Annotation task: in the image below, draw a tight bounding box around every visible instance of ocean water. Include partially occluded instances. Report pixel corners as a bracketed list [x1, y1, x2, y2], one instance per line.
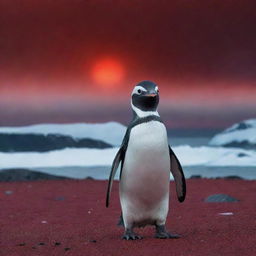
[169, 136, 210, 147]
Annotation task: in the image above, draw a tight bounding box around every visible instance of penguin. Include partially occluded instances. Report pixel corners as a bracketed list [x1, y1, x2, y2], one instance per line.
[106, 80, 186, 240]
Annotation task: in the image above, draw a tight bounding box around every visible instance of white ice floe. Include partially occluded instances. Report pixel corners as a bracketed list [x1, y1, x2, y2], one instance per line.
[0, 122, 126, 146]
[174, 145, 256, 167]
[218, 212, 234, 216]
[0, 148, 118, 169]
[0, 145, 256, 169]
[209, 119, 256, 147]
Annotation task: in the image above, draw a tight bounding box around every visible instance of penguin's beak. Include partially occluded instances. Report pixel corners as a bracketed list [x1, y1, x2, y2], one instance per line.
[145, 92, 157, 97]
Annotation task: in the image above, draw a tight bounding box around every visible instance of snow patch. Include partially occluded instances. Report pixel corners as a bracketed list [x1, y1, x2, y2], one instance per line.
[209, 119, 256, 147]
[0, 145, 256, 169]
[0, 122, 126, 146]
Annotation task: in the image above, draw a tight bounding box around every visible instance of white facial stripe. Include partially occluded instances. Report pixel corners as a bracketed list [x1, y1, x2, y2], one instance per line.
[155, 86, 158, 91]
[131, 86, 147, 96]
[131, 100, 160, 118]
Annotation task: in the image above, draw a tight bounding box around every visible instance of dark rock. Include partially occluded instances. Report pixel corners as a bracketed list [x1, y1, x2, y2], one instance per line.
[55, 242, 61, 246]
[38, 242, 45, 245]
[237, 153, 249, 157]
[205, 194, 239, 202]
[32, 246, 36, 249]
[90, 240, 97, 243]
[225, 122, 253, 133]
[224, 175, 243, 180]
[55, 196, 65, 201]
[0, 133, 112, 152]
[64, 247, 71, 251]
[221, 141, 255, 150]
[85, 176, 94, 180]
[18, 243, 26, 246]
[236, 122, 252, 130]
[190, 175, 202, 179]
[0, 169, 69, 182]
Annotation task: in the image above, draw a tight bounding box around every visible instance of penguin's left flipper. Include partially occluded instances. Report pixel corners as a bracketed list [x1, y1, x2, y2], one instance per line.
[169, 146, 186, 202]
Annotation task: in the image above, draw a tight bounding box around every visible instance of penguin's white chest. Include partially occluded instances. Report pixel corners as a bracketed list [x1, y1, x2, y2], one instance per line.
[120, 121, 170, 223]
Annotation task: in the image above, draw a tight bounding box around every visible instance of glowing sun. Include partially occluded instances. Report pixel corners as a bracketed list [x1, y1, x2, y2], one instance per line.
[91, 58, 125, 88]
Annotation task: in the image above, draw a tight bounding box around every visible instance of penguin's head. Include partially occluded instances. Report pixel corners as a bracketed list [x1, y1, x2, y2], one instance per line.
[131, 81, 159, 114]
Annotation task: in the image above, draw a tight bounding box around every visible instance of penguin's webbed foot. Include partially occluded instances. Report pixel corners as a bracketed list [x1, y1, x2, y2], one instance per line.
[122, 229, 142, 240]
[155, 232, 180, 239]
[155, 225, 180, 239]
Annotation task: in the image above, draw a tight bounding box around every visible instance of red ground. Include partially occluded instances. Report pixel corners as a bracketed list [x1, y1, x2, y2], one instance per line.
[0, 179, 256, 256]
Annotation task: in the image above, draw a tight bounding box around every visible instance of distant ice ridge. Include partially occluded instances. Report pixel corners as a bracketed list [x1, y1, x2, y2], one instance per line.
[209, 119, 256, 148]
[0, 145, 256, 169]
[0, 122, 126, 146]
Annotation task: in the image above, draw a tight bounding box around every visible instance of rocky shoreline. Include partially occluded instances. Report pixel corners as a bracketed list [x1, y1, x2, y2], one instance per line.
[0, 133, 112, 152]
[0, 168, 246, 182]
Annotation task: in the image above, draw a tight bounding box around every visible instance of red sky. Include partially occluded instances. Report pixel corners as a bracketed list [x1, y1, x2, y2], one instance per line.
[0, 0, 256, 128]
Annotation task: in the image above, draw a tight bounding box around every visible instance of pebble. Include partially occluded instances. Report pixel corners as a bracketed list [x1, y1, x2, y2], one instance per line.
[55, 196, 65, 201]
[190, 175, 202, 179]
[204, 194, 239, 202]
[224, 176, 243, 180]
[4, 190, 13, 195]
[64, 247, 71, 251]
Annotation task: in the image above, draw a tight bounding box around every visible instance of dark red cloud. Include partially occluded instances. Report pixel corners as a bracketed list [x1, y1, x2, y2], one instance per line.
[0, 0, 256, 127]
[1, 1, 256, 83]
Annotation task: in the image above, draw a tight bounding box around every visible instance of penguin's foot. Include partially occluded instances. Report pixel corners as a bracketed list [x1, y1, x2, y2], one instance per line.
[122, 229, 142, 240]
[155, 232, 180, 239]
[155, 225, 181, 239]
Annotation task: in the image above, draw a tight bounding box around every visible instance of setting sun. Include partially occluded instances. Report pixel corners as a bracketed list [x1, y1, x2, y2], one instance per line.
[91, 58, 125, 88]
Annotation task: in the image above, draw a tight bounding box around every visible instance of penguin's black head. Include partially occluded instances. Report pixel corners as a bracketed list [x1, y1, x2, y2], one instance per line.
[131, 80, 159, 112]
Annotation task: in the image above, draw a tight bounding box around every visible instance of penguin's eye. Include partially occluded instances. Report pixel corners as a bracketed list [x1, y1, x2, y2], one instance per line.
[137, 89, 142, 94]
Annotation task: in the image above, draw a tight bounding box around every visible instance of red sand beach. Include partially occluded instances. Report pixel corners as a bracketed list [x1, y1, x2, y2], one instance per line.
[1, 179, 256, 256]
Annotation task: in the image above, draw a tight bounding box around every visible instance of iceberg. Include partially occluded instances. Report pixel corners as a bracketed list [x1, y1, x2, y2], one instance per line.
[209, 119, 256, 149]
[0, 122, 126, 152]
[0, 122, 126, 146]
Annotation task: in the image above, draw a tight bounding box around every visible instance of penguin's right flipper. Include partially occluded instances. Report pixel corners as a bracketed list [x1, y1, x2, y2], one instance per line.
[169, 146, 186, 202]
[106, 129, 130, 207]
[106, 147, 124, 207]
